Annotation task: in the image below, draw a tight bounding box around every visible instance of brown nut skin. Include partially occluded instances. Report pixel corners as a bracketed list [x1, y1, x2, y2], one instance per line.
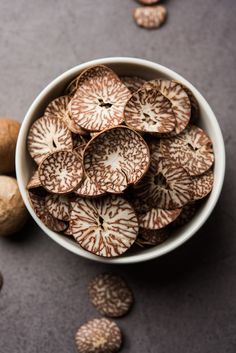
[0, 118, 20, 174]
[0, 176, 28, 236]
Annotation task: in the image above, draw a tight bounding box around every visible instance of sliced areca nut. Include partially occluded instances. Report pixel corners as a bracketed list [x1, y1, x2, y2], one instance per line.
[39, 151, 83, 194]
[160, 125, 214, 176]
[173, 80, 199, 122]
[147, 138, 165, 171]
[75, 318, 122, 353]
[64, 225, 73, 237]
[28, 192, 68, 232]
[70, 65, 131, 131]
[138, 207, 182, 230]
[133, 5, 167, 29]
[134, 158, 193, 209]
[88, 273, 133, 317]
[83, 126, 150, 193]
[172, 203, 197, 227]
[144, 79, 191, 134]
[72, 133, 87, 149]
[27, 116, 73, 164]
[120, 76, 146, 93]
[65, 76, 80, 96]
[27, 169, 41, 189]
[70, 195, 139, 257]
[74, 175, 105, 197]
[192, 169, 214, 200]
[45, 194, 71, 221]
[124, 87, 175, 133]
[136, 228, 169, 247]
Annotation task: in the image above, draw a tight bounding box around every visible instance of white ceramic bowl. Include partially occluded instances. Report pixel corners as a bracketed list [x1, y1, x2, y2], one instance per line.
[16, 57, 225, 264]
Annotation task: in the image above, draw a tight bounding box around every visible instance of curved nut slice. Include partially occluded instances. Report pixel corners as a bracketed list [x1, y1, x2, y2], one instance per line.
[144, 79, 191, 134]
[133, 5, 167, 29]
[45, 194, 71, 221]
[160, 125, 214, 176]
[84, 126, 150, 193]
[74, 175, 105, 198]
[75, 318, 122, 353]
[138, 207, 182, 229]
[136, 228, 169, 247]
[70, 195, 139, 257]
[134, 159, 193, 209]
[121, 76, 146, 93]
[27, 116, 73, 164]
[192, 169, 214, 200]
[28, 192, 67, 232]
[39, 151, 83, 194]
[27, 169, 41, 189]
[70, 65, 131, 131]
[124, 87, 175, 133]
[173, 80, 199, 122]
[88, 274, 133, 317]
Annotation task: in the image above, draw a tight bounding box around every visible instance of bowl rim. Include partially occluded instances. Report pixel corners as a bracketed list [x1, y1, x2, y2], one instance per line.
[15, 56, 226, 264]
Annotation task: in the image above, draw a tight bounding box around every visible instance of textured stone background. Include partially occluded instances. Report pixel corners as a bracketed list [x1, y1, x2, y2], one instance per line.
[0, 1, 236, 352]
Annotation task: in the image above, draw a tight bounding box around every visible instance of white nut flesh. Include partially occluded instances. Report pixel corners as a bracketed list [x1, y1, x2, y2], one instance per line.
[192, 169, 214, 200]
[160, 125, 214, 176]
[83, 126, 150, 193]
[70, 65, 131, 131]
[70, 195, 139, 257]
[124, 87, 175, 133]
[27, 116, 73, 164]
[39, 151, 83, 194]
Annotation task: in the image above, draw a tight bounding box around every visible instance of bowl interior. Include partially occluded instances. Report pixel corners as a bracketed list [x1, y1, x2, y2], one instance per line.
[16, 57, 225, 264]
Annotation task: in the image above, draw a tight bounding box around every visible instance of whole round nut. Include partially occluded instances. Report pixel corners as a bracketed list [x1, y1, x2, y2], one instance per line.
[0, 176, 28, 236]
[0, 118, 20, 174]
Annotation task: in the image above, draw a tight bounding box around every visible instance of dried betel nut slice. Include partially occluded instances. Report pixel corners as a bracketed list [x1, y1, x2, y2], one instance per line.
[70, 65, 131, 131]
[136, 228, 169, 247]
[124, 86, 175, 133]
[74, 175, 105, 198]
[39, 151, 83, 194]
[173, 80, 199, 122]
[160, 125, 214, 176]
[138, 207, 182, 230]
[133, 5, 167, 30]
[88, 273, 133, 317]
[120, 76, 146, 93]
[28, 192, 68, 232]
[27, 116, 73, 164]
[134, 158, 193, 209]
[83, 126, 150, 194]
[27, 169, 41, 189]
[45, 194, 71, 221]
[192, 169, 214, 200]
[75, 318, 122, 353]
[70, 195, 139, 257]
[144, 79, 191, 134]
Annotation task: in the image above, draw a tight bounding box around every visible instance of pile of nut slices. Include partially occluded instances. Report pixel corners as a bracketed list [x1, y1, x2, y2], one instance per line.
[27, 64, 215, 258]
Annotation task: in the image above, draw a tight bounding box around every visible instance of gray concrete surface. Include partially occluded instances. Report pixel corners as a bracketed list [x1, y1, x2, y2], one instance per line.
[0, 0, 236, 352]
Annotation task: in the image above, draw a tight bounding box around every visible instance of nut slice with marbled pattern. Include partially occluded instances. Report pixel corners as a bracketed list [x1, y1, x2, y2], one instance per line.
[28, 192, 68, 232]
[74, 175, 105, 198]
[39, 151, 83, 194]
[144, 79, 191, 134]
[83, 126, 150, 193]
[124, 86, 175, 133]
[192, 169, 214, 200]
[75, 318, 122, 353]
[160, 125, 214, 176]
[70, 195, 139, 257]
[45, 194, 71, 221]
[27, 116, 73, 165]
[88, 273, 133, 317]
[133, 5, 167, 29]
[134, 158, 193, 209]
[136, 228, 170, 247]
[70, 65, 131, 132]
[27, 169, 41, 190]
